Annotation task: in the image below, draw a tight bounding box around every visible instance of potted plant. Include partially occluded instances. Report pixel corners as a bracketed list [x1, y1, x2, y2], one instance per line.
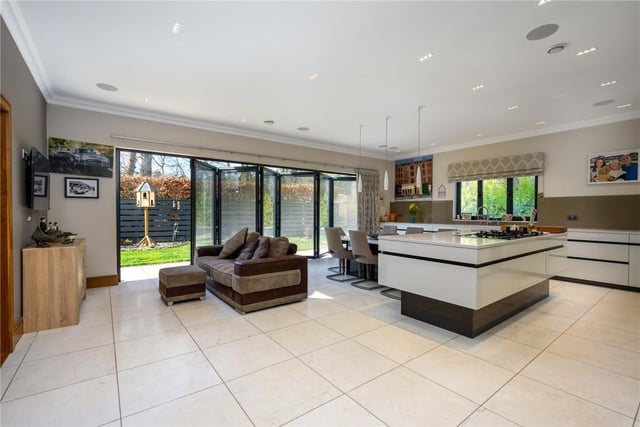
[408, 203, 418, 223]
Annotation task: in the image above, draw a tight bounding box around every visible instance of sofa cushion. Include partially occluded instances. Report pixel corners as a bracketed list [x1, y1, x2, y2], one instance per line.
[252, 236, 270, 259]
[246, 231, 260, 245]
[219, 227, 248, 259]
[212, 262, 235, 287]
[268, 237, 290, 257]
[233, 269, 301, 294]
[236, 238, 258, 260]
[197, 256, 232, 278]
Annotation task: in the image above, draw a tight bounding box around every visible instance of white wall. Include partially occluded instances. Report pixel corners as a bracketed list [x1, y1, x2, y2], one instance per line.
[427, 119, 640, 201]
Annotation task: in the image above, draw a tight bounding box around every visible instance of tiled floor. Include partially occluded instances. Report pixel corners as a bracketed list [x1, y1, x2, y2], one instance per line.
[1, 258, 639, 426]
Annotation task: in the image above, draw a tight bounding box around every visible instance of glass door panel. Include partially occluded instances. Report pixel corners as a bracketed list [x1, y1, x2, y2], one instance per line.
[333, 179, 357, 232]
[319, 176, 331, 254]
[263, 168, 277, 237]
[193, 160, 216, 249]
[281, 174, 314, 256]
[220, 168, 257, 240]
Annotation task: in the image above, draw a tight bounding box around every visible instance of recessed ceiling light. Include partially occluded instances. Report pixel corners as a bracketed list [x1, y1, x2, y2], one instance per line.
[537, 0, 552, 5]
[547, 43, 567, 54]
[593, 99, 614, 106]
[297, 127, 310, 131]
[241, 118, 247, 123]
[536, 121, 546, 125]
[143, 97, 150, 103]
[475, 133, 484, 137]
[378, 144, 387, 149]
[264, 120, 275, 125]
[507, 105, 520, 110]
[616, 103, 631, 109]
[418, 53, 434, 62]
[430, 143, 437, 147]
[577, 47, 597, 56]
[600, 80, 617, 87]
[526, 23, 559, 41]
[309, 73, 319, 80]
[96, 82, 118, 92]
[389, 146, 399, 151]
[393, 148, 401, 153]
[171, 22, 182, 34]
[472, 84, 485, 91]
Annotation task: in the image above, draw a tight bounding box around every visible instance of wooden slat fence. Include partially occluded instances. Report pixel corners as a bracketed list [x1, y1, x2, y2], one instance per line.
[120, 199, 191, 244]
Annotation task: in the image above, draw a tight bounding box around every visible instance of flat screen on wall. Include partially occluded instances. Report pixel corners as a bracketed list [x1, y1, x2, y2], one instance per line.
[26, 147, 50, 211]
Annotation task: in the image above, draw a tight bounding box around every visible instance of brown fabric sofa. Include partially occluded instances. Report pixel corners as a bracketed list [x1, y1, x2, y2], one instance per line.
[195, 240, 308, 313]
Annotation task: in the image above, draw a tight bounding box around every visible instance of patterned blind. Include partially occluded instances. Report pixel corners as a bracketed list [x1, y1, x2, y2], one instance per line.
[447, 152, 544, 182]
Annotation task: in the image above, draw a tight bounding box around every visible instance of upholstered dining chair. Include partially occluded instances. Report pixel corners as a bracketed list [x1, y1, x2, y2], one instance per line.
[348, 229, 383, 290]
[325, 227, 357, 282]
[405, 227, 424, 234]
[380, 225, 398, 236]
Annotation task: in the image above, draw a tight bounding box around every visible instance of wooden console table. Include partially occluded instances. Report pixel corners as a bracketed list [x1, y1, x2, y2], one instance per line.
[22, 238, 86, 332]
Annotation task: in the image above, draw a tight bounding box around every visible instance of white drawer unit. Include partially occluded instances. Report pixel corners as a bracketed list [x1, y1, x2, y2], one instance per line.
[554, 229, 638, 290]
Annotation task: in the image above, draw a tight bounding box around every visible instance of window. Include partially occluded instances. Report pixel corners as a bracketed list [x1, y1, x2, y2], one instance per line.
[456, 176, 537, 220]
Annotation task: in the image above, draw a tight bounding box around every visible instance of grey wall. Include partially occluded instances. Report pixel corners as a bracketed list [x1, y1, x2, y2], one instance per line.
[1, 19, 48, 322]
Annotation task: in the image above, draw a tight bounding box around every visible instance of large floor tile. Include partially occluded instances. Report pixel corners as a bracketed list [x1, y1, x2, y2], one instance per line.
[315, 310, 386, 338]
[2, 335, 35, 368]
[485, 375, 633, 426]
[459, 407, 519, 426]
[245, 305, 311, 332]
[25, 323, 113, 361]
[354, 324, 439, 364]
[527, 295, 591, 319]
[301, 340, 397, 392]
[4, 344, 115, 401]
[488, 319, 561, 349]
[118, 351, 221, 417]
[268, 320, 346, 356]
[512, 308, 576, 333]
[406, 346, 514, 404]
[446, 333, 541, 372]
[284, 395, 384, 426]
[109, 279, 157, 296]
[187, 316, 262, 349]
[289, 298, 350, 319]
[393, 317, 459, 344]
[521, 352, 640, 418]
[172, 302, 238, 327]
[547, 334, 640, 379]
[1, 364, 19, 398]
[227, 358, 341, 426]
[203, 334, 293, 381]
[111, 299, 172, 323]
[110, 288, 160, 310]
[349, 366, 478, 426]
[115, 327, 198, 371]
[113, 311, 183, 343]
[566, 318, 640, 353]
[121, 384, 252, 426]
[0, 374, 120, 427]
[330, 290, 382, 309]
[356, 300, 406, 323]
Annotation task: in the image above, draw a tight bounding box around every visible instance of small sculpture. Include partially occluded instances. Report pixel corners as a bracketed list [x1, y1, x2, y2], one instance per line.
[31, 226, 77, 247]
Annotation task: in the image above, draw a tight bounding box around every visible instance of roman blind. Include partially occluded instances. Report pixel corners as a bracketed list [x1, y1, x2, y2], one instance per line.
[447, 152, 544, 182]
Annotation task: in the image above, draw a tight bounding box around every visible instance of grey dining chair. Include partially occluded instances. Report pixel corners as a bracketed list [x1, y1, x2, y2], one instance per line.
[380, 225, 398, 236]
[325, 227, 357, 282]
[405, 227, 424, 234]
[348, 230, 383, 290]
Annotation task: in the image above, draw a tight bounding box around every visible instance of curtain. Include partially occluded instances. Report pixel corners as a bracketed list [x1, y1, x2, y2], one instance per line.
[357, 169, 379, 234]
[447, 152, 544, 182]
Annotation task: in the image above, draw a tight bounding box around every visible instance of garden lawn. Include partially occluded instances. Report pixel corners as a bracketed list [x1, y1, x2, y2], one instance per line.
[120, 242, 191, 267]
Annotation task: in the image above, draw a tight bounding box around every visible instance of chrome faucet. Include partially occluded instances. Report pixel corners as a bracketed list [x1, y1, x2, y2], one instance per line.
[477, 206, 490, 226]
[529, 208, 538, 227]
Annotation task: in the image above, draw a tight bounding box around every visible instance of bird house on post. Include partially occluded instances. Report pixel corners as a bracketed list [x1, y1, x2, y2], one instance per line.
[134, 181, 157, 247]
[135, 181, 156, 208]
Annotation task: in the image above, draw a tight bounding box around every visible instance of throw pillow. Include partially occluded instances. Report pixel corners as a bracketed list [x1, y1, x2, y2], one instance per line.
[236, 238, 259, 260]
[268, 237, 290, 257]
[219, 227, 248, 259]
[245, 231, 260, 246]
[252, 236, 270, 259]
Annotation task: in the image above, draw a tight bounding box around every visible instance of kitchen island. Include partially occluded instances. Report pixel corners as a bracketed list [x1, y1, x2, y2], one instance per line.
[378, 230, 566, 337]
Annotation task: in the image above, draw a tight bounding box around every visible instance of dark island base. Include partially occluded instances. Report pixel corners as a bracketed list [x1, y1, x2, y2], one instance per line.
[401, 280, 549, 338]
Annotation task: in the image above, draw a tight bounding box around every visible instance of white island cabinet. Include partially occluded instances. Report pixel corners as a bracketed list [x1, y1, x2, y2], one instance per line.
[378, 231, 566, 337]
[630, 233, 640, 287]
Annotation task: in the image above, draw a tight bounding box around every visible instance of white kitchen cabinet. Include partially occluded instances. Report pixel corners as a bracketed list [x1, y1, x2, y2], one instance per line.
[629, 234, 640, 288]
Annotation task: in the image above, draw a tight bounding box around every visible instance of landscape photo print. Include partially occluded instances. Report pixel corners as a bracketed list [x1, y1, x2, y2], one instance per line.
[49, 137, 114, 178]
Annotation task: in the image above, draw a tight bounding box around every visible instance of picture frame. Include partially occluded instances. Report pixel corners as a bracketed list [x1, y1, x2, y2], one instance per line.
[64, 177, 99, 199]
[33, 174, 47, 197]
[394, 154, 433, 200]
[588, 149, 639, 184]
[49, 137, 114, 178]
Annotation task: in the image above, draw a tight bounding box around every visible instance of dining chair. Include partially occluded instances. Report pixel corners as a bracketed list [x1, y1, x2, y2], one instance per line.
[348, 230, 383, 290]
[380, 225, 398, 236]
[405, 227, 424, 234]
[325, 227, 357, 282]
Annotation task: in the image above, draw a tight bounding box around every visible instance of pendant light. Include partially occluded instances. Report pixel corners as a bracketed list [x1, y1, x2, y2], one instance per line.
[383, 116, 391, 191]
[415, 106, 423, 189]
[357, 125, 364, 192]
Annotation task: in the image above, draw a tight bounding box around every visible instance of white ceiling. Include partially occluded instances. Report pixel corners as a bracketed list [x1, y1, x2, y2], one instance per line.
[3, 1, 639, 159]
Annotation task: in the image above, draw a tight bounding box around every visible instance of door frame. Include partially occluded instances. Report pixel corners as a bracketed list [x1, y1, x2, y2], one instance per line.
[1, 94, 15, 364]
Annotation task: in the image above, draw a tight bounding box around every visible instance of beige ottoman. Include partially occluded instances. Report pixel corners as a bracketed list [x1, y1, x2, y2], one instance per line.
[159, 265, 206, 306]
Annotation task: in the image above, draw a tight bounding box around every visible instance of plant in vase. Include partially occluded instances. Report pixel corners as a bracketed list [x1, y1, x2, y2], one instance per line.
[408, 203, 418, 223]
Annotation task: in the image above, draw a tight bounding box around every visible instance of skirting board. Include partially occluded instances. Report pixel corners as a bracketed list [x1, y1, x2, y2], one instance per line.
[401, 280, 549, 338]
[87, 275, 119, 288]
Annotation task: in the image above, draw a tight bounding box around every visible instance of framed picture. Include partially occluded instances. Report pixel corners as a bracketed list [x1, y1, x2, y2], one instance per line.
[65, 177, 99, 199]
[49, 137, 114, 178]
[588, 149, 639, 184]
[394, 154, 434, 200]
[33, 175, 47, 197]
